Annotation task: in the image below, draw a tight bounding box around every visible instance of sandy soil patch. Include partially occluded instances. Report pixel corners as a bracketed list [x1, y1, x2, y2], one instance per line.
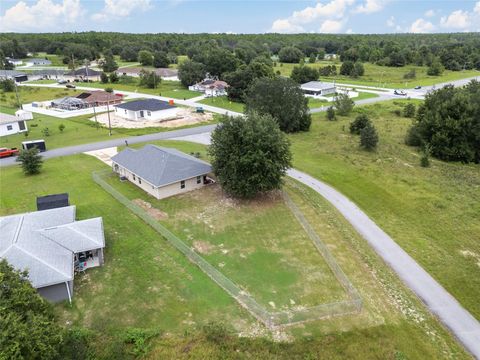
[193, 240, 215, 254]
[89, 108, 212, 129]
[132, 199, 168, 220]
[84, 147, 118, 166]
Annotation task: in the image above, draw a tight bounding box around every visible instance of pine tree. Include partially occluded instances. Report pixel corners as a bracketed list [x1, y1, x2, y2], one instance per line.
[360, 123, 379, 150]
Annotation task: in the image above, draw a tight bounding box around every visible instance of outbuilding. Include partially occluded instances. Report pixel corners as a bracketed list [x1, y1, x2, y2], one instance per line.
[0, 110, 32, 136]
[111, 145, 212, 200]
[114, 99, 178, 122]
[300, 81, 336, 97]
[25, 58, 52, 66]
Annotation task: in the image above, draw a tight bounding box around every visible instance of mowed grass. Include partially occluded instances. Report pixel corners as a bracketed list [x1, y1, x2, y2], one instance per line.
[289, 99, 480, 320]
[198, 96, 245, 113]
[1, 86, 80, 111]
[0, 142, 469, 359]
[274, 61, 479, 88]
[81, 79, 201, 99]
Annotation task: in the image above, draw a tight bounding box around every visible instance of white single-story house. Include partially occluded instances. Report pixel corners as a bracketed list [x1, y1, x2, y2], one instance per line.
[0, 110, 33, 136]
[324, 53, 338, 60]
[114, 99, 178, 121]
[25, 58, 52, 66]
[0, 206, 105, 303]
[300, 81, 337, 97]
[111, 145, 213, 200]
[189, 79, 229, 97]
[116, 67, 179, 81]
[6, 57, 23, 66]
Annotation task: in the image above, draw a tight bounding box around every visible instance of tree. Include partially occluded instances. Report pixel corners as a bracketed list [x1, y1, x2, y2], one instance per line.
[0, 260, 63, 359]
[58, 123, 65, 133]
[319, 65, 337, 76]
[290, 66, 319, 84]
[427, 59, 444, 76]
[16, 147, 43, 175]
[120, 47, 138, 62]
[406, 81, 480, 163]
[138, 50, 153, 66]
[360, 123, 379, 150]
[349, 114, 371, 134]
[178, 60, 206, 87]
[109, 72, 119, 83]
[0, 79, 15, 92]
[334, 93, 355, 116]
[139, 69, 161, 89]
[278, 46, 304, 63]
[245, 77, 311, 133]
[208, 113, 292, 199]
[100, 72, 109, 83]
[353, 62, 365, 77]
[101, 52, 118, 72]
[309, 53, 316, 64]
[153, 51, 169, 68]
[340, 60, 355, 76]
[326, 106, 336, 121]
[403, 103, 416, 118]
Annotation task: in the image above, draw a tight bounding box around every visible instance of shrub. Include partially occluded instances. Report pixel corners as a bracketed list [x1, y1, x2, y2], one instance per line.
[41, 127, 50, 136]
[202, 322, 231, 345]
[360, 123, 379, 150]
[403, 69, 416, 79]
[404, 124, 422, 146]
[105, 87, 113, 93]
[16, 147, 43, 175]
[123, 328, 159, 358]
[58, 124, 65, 133]
[326, 106, 336, 121]
[350, 114, 371, 134]
[334, 93, 355, 116]
[393, 109, 402, 116]
[403, 103, 416, 118]
[109, 72, 119, 83]
[100, 72, 109, 83]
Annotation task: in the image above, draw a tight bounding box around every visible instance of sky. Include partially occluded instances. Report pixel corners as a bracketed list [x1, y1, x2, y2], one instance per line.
[0, 0, 479, 34]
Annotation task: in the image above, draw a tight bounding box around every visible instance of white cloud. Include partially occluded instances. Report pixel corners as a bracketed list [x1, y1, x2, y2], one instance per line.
[440, 10, 470, 29]
[386, 16, 395, 27]
[475, 1, 480, 14]
[424, 9, 435, 18]
[92, 0, 151, 22]
[354, 0, 385, 14]
[0, 0, 83, 32]
[409, 18, 435, 33]
[269, 0, 354, 33]
[319, 19, 344, 33]
[346, 28, 354, 34]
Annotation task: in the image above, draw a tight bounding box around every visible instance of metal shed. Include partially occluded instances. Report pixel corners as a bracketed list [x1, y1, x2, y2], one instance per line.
[37, 193, 70, 211]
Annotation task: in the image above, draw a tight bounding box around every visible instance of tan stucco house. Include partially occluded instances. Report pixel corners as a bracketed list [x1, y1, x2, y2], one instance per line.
[111, 145, 212, 199]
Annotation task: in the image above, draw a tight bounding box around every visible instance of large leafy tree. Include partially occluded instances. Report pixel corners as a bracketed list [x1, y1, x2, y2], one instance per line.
[139, 69, 161, 89]
[138, 50, 153, 66]
[407, 81, 480, 163]
[153, 51, 169, 68]
[0, 260, 63, 359]
[245, 77, 311, 133]
[224, 59, 274, 101]
[16, 147, 43, 175]
[208, 113, 292, 199]
[178, 60, 206, 87]
[290, 65, 319, 84]
[101, 51, 118, 73]
[278, 46, 304, 63]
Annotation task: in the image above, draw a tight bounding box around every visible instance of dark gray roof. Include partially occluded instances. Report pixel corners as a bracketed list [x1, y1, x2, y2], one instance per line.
[67, 67, 101, 76]
[111, 145, 211, 187]
[0, 70, 26, 78]
[114, 99, 175, 112]
[0, 206, 105, 288]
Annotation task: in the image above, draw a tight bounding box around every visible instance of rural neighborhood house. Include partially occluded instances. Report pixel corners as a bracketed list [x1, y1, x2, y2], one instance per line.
[189, 79, 229, 97]
[114, 98, 178, 121]
[0, 110, 32, 136]
[111, 145, 212, 199]
[0, 206, 105, 303]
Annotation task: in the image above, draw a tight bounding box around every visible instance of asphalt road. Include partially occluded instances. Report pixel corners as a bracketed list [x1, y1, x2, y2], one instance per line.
[287, 168, 480, 359]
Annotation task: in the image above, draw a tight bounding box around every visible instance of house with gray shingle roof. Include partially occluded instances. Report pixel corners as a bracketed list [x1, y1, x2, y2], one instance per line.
[0, 206, 105, 303]
[111, 145, 212, 199]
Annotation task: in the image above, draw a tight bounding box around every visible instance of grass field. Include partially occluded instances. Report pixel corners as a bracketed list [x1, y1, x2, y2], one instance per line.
[1, 86, 80, 111]
[0, 141, 469, 358]
[274, 61, 479, 89]
[25, 79, 58, 84]
[289, 100, 480, 321]
[198, 96, 245, 113]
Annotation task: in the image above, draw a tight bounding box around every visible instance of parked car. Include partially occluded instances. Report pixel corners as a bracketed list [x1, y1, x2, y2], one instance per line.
[66, 84, 76, 89]
[0, 147, 19, 158]
[394, 90, 407, 96]
[57, 79, 67, 84]
[414, 86, 422, 90]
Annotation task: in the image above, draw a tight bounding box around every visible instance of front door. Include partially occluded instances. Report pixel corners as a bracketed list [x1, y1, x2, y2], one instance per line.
[139, 110, 144, 118]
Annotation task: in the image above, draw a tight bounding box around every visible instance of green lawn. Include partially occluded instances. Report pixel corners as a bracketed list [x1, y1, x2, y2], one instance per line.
[274, 61, 479, 89]
[307, 97, 328, 109]
[1, 86, 80, 110]
[25, 79, 58, 84]
[198, 96, 245, 113]
[289, 100, 480, 321]
[79, 79, 201, 99]
[27, 52, 65, 67]
[0, 144, 469, 359]
[353, 91, 380, 101]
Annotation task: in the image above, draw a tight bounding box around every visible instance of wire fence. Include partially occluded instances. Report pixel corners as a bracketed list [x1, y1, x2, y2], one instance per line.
[92, 169, 362, 329]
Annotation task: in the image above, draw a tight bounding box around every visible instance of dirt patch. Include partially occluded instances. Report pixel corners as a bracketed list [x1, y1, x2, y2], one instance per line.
[89, 107, 212, 129]
[193, 240, 215, 254]
[460, 249, 480, 268]
[132, 199, 168, 220]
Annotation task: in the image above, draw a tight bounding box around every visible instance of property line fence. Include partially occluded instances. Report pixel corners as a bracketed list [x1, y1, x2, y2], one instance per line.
[92, 169, 362, 329]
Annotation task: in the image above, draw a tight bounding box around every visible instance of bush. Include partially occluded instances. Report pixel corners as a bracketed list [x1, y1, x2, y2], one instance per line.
[109, 72, 119, 83]
[123, 328, 159, 358]
[334, 93, 354, 116]
[202, 322, 231, 345]
[360, 123, 379, 150]
[403, 103, 416, 118]
[58, 124, 65, 133]
[404, 124, 422, 146]
[326, 106, 336, 121]
[105, 87, 113, 93]
[349, 114, 371, 134]
[100, 72, 109, 84]
[403, 69, 416, 79]
[393, 109, 402, 116]
[59, 328, 94, 360]
[0, 79, 15, 92]
[16, 147, 43, 175]
[41, 127, 50, 136]
[420, 150, 430, 167]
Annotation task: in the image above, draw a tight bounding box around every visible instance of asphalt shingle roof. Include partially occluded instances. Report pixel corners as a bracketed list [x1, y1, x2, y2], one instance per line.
[111, 145, 212, 187]
[114, 99, 175, 112]
[0, 206, 105, 288]
[300, 81, 336, 91]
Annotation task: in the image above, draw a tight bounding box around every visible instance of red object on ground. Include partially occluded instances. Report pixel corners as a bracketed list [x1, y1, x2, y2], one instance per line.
[0, 148, 20, 158]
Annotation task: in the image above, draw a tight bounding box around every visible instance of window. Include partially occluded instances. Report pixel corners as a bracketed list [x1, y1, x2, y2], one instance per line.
[6, 125, 13, 131]
[197, 176, 201, 184]
[180, 180, 185, 189]
[133, 174, 136, 180]
[138, 178, 142, 184]
[147, 111, 151, 116]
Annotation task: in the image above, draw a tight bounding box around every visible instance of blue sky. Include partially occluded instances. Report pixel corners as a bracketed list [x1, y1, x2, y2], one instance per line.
[1, 0, 479, 34]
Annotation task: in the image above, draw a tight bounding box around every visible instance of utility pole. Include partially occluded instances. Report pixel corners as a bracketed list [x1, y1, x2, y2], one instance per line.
[14, 80, 22, 110]
[93, 101, 98, 129]
[106, 99, 112, 136]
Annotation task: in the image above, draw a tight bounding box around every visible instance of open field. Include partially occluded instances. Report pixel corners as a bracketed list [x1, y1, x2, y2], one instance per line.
[0, 142, 469, 358]
[78, 79, 201, 99]
[25, 79, 58, 84]
[198, 96, 245, 113]
[289, 100, 480, 320]
[274, 61, 479, 88]
[1, 86, 80, 111]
